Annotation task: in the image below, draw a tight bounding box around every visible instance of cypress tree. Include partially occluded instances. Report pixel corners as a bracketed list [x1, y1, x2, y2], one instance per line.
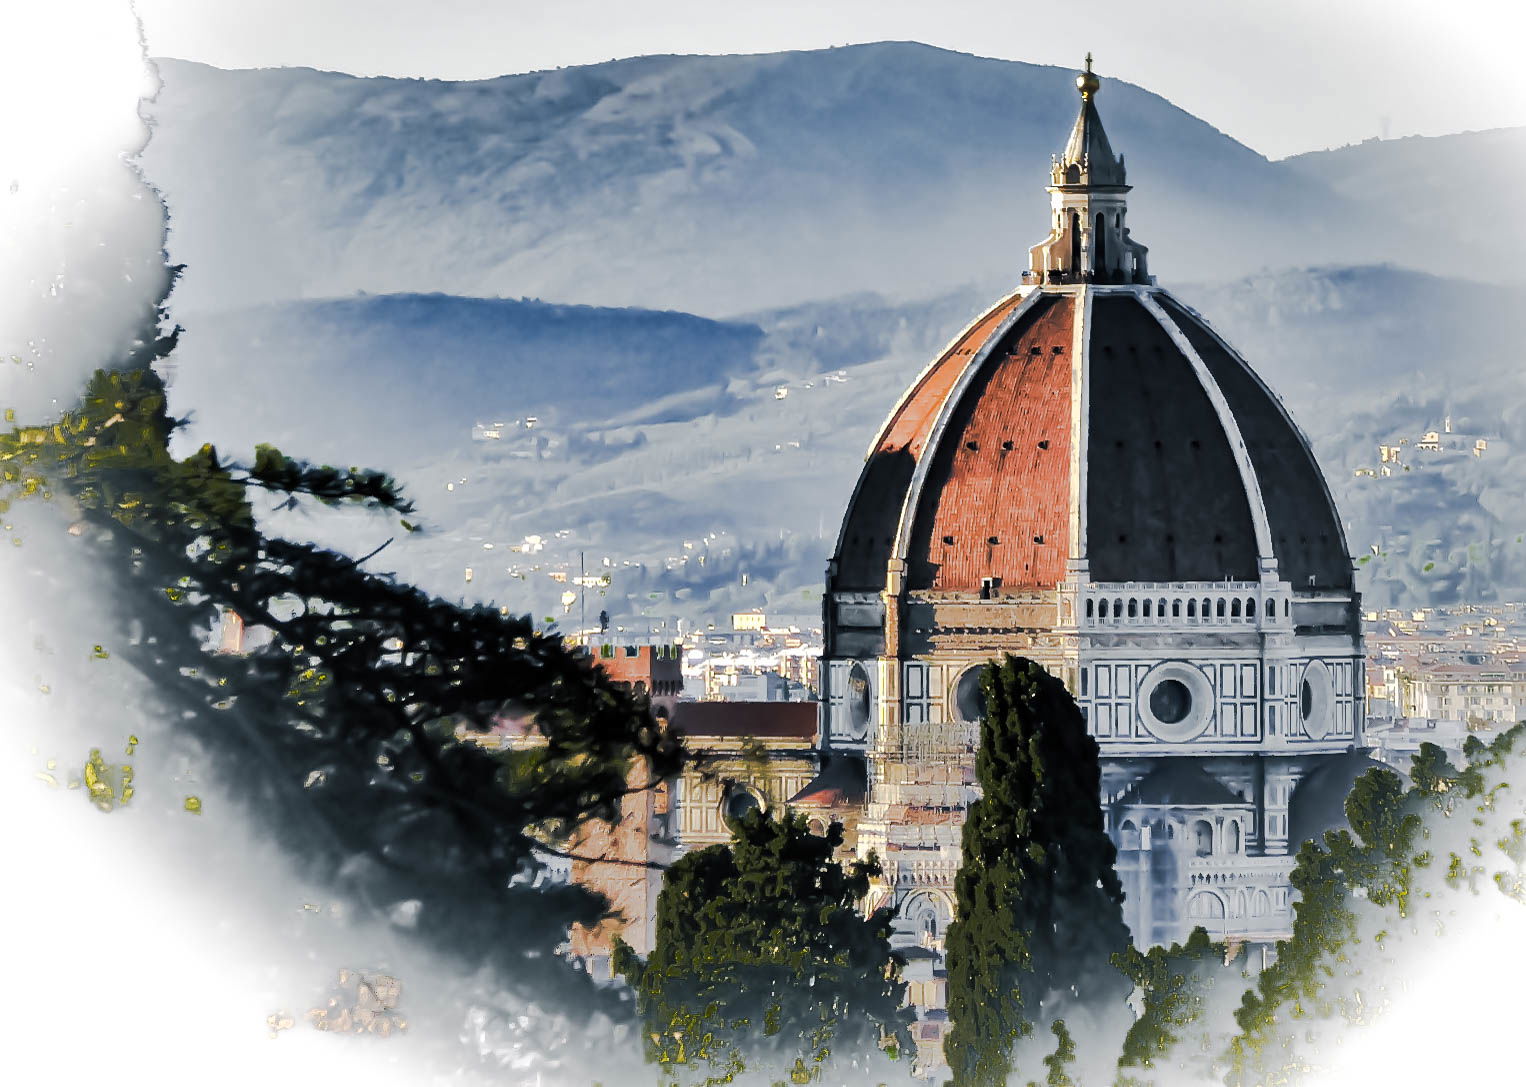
[616, 810, 913, 1086]
[942, 655, 1132, 1086]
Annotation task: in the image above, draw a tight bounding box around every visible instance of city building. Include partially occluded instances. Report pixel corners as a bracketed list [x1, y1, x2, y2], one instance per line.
[668, 701, 819, 850]
[811, 59, 1373, 996]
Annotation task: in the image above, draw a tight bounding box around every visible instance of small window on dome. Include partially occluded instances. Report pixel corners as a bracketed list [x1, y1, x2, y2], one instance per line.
[965, 440, 979, 451]
[942, 535, 955, 545]
[987, 536, 1000, 546]
[1037, 439, 1050, 449]
[1001, 440, 1014, 451]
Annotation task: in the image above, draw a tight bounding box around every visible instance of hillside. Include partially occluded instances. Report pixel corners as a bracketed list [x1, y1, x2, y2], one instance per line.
[1282, 128, 1526, 284]
[165, 267, 1526, 628]
[167, 293, 764, 468]
[142, 43, 1407, 318]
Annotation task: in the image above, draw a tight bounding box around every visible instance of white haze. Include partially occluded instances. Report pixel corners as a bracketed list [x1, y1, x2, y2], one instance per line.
[8, 1, 1526, 1083]
[1, 5, 585, 1084]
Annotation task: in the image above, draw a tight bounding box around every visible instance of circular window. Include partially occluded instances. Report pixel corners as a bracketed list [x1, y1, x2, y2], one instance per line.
[723, 787, 762, 823]
[1135, 662, 1214, 743]
[1149, 679, 1191, 724]
[1300, 660, 1334, 740]
[846, 662, 871, 740]
[954, 667, 987, 724]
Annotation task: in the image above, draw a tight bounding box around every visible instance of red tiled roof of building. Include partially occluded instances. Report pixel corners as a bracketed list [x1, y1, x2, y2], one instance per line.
[907, 294, 1074, 591]
[672, 700, 818, 740]
[884, 804, 965, 826]
[876, 290, 1028, 461]
[789, 756, 867, 808]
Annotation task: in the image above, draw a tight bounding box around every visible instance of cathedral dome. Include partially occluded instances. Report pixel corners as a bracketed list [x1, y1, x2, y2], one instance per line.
[830, 284, 1353, 598]
[829, 61, 1352, 611]
[818, 60, 1367, 957]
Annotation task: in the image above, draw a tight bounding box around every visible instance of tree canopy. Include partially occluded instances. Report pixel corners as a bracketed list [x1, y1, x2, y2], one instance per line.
[1226, 723, 1526, 1084]
[0, 302, 682, 1078]
[942, 655, 1133, 1087]
[615, 810, 913, 1085]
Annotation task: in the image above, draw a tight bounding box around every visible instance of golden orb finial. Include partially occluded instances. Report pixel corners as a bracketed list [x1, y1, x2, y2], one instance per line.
[1077, 52, 1100, 99]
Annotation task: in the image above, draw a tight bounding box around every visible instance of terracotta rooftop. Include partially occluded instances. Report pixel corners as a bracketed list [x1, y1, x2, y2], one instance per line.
[671, 700, 818, 741]
[788, 756, 867, 807]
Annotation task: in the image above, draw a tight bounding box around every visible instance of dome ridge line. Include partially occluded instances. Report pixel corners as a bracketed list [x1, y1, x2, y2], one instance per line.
[1070, 285, 1093, 579]
[827, 288, 1031, 575]
[1152, 293, 1358, 584]
[1135, 290, 1278, 578]
[887, 288, 1053, 581]
[859, 288, 1027, 465]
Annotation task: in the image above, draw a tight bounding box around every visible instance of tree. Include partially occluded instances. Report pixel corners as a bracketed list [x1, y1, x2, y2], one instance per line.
[1112, 927, 1244, 1086]
[942, 655, 1132, 1087]
[0, 304, 682, 1078]
[614, 810, 913, 1085]
[1226, 723, 1526, 1085]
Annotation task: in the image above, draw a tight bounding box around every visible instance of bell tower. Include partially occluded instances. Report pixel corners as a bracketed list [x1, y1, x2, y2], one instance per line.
[1027, 55, 1151, 285]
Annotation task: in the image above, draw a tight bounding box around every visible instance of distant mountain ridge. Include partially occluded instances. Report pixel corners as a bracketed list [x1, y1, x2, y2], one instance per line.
[168, 293, 765, 467]
[144, 42, 1433, 317]
[1282, 128, 1526, 282]
[165, 266, 1526, 624]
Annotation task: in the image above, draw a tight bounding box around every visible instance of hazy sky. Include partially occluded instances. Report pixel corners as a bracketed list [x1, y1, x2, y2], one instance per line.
[132, 0, 1526, 160]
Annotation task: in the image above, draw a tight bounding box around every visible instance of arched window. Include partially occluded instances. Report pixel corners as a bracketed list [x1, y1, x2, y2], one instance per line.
[1193, 820, 1213, 856]
[1172, 598, 1182, 618]
[1119, 820, 1141, 850]
[1230, 598, 1242, 618]
[1201, 597, 1211, 618]
[1267, 599, 1277, 618]
[1097, 598, 1109, 619]
[1158, 597, 1168, 618]
[1114, 598, 1124, 619]
[1142, 598, 1152, 618]
[1095, 211, 1108, 272]
[1189, 892, 1227, 920]
[1070, 211, 1081, 270]
[1215, 598, 1227, 619]
[1247, 598, 1257, 618]
[1086, 598, 1095, 619]
[1127, 598, 1138, 618]
[1228, 820, 1243, 853]
[1186, 598, 1197, 618]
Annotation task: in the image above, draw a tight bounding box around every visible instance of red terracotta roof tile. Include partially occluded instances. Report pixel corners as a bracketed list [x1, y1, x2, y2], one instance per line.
[908, 294, 1074, 591]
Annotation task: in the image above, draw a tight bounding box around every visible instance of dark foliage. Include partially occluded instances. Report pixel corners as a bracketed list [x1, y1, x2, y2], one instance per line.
[1226, 723, 1526, 1084]
[1113, 927, 1242, 1085]
[615, 810, 913, 1085]
[942, 655, 1132, 1086]
[0, 306, 682, 1073]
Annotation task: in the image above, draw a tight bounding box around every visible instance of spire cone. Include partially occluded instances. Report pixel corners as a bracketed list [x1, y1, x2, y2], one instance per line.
[1026, 56, 1150, 285]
